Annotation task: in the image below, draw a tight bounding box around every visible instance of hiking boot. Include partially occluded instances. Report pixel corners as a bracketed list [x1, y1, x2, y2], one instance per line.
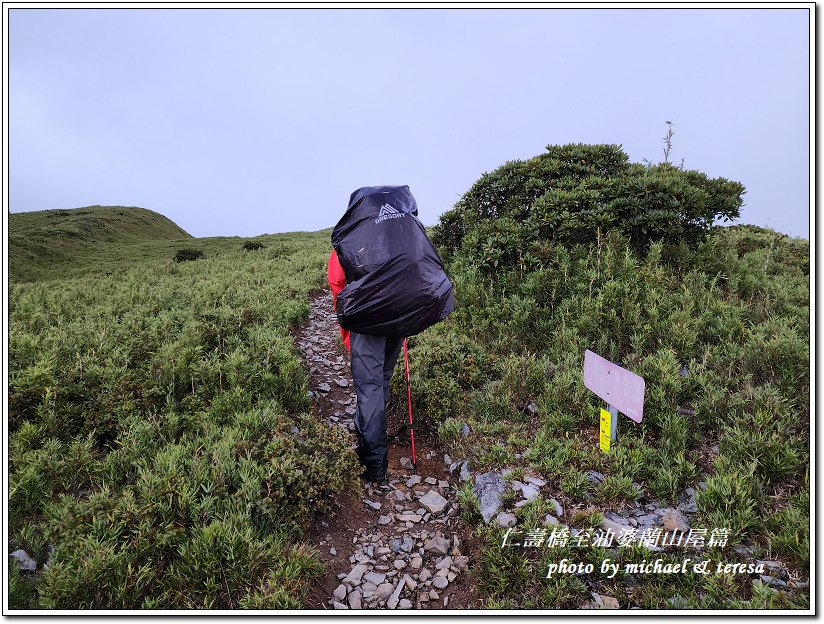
[360, 468, 387, 484]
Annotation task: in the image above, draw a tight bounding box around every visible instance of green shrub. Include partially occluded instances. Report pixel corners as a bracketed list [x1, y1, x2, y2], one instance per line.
[474, 524, 536, 603]
[456, 479, 481, 524]
[437, 417, 463, 442]
[765, 484, 809, 570]
[719, 411, 802, 484]
[594, 474, 640, 504]
[645, 451, 698, 503]
[696, 460, 762, 544]
[560, 471, 591, 498]
[8, 562, 38, 609]
[175, 248, 204, 262]
[432, 143, 744, 258]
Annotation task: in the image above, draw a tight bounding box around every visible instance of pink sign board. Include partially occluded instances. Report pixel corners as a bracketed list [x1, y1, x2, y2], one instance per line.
[583, 350, 645, 423]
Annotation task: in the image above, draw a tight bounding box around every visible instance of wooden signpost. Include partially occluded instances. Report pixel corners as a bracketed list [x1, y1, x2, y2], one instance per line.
[583, 349, 646, 452]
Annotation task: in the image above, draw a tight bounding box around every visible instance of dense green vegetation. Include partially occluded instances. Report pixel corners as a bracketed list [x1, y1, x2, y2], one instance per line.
[8, 145, 809, 610]
[403, 144, 810, 608]
[433, 143, 745, 260]
[8, 216, 357, 608]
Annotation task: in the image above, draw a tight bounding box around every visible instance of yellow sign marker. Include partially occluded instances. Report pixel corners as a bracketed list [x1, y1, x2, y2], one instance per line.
[599, 408, 611, 453]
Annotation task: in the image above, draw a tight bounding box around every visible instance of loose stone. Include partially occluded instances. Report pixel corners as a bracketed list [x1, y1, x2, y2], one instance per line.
[386, 577, 406, 609]
[424, 536, 451, 555]
[661, 509, 690, 532]
[343, 564, 369, 585]
[435, 556, 453, 570]
[364, 571, 386, 586]
[453, 556, 470, 572]
[419, 490, 449, 516]
[333, 584, 347, 601]
[597, 595, 620, 609]
[497, 512, 517, 528]
[474, 471, 505, 523]
[586, 470, 605, 484]
[375, 583, 394, 600]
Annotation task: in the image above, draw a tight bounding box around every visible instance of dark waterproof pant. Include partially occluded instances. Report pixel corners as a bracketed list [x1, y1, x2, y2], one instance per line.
[350, 332, 404, 480]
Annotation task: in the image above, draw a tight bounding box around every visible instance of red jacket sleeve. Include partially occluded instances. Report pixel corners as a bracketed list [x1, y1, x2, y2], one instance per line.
[327, 250, 350, 351]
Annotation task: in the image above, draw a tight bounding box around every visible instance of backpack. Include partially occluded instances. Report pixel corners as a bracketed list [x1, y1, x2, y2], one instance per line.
[331, 185, 454, 337]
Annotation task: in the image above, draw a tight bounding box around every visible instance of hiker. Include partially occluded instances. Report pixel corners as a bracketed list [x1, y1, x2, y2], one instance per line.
[328, 249, 403, 482]
[329, 185, 454, 483]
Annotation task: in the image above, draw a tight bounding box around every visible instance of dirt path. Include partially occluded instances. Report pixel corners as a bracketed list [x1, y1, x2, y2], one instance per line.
[296, 290, 478, 610]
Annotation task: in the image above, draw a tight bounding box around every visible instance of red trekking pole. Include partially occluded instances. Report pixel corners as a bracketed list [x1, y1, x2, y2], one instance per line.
[403, 338, 417, 474]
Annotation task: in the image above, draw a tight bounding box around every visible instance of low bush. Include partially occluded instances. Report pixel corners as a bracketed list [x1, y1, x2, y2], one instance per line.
[175, 248, 204, 262]
[432, 143, 744, 260]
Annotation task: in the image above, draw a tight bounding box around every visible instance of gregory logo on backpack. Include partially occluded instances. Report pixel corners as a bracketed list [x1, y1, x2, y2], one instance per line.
[375, 203, 405, 224]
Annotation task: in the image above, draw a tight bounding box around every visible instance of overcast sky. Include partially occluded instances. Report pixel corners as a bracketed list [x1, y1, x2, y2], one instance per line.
[9, 7, 811, 238]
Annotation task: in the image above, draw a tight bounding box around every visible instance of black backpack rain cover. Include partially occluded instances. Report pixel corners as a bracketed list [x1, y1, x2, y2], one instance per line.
[331, 185, 454, 337]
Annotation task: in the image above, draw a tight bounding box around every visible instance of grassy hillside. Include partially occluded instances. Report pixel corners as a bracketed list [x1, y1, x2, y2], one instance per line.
[406, 225, 809, 608]
[10, 206, 192, 282]
[8, 219, 357, 608]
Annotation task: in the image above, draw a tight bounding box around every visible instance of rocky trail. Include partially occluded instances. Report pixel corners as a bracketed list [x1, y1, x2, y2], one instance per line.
[296, 290, 477, 610]
[293, 291, 802, 610]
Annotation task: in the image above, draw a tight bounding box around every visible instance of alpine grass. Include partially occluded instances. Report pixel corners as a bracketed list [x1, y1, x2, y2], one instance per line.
[405, 144, 809, 609]
[9, 219, 358, 609]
